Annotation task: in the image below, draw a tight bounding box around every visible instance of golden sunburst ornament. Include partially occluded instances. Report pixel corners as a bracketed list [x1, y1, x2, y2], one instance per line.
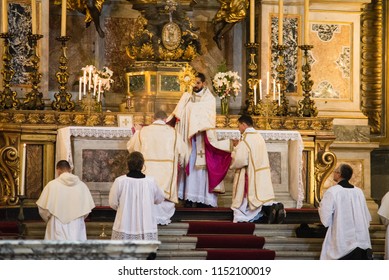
[178, 64, 196, 92]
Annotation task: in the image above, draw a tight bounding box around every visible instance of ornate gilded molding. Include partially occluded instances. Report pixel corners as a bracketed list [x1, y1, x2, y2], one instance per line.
[361, 0, 383, 135]
[0, 133, 20, 206]
[314, 138, 337, 206]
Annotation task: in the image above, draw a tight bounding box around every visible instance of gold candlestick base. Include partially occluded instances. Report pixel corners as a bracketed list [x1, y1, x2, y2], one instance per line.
[51, 36, 75, 111]
[274, 44, 289, 116]
[0, 33, 20, 110]
[298, 45, 318, 117]
[23, 34, 44, 110]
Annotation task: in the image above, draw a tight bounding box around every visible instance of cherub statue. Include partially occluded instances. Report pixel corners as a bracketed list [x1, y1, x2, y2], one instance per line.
[56, 0, 106, 38]
[212, 0, 249, 50]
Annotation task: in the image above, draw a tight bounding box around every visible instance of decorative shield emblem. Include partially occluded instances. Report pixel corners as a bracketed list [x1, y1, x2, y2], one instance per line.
[161, 22, 182, 50]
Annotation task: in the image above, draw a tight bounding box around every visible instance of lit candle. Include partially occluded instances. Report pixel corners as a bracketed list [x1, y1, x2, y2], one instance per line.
[31, 0, 36, 34]
[253, 84, 257, 105]
[304, 0, 310, 45]
[266, 71, 270, 96]
[97, 79, 102, 102]
[20, 143, 26, 196]
[249, 0, 255, 43]
[277, 83, 281, 106]
[88, 66, 92, 90]
[2, 0, 8, 33]
[79, 77, 82, 100]
[278, 0, 283, 45]
[83, 77, 87, 96]
[273, 79, 276, 100]
[61, 0, 66, 36]
[259, 79, 263, 100]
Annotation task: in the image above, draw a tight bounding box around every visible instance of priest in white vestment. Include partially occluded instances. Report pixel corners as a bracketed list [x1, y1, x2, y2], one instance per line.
[127, 111, 187, 225]
[319, 164, 372, 260]
[378, 191, 389, 260]
[36, 160, 95, 241]
[167, 72, 231, 207]
[229, 115, 281, 223]
[109, 151, 165, 240]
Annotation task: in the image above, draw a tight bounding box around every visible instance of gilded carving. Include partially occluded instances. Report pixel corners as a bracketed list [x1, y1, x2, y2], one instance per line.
[13, 113, 26, 124]
[361, 0, 383, 135]
[216, 115, 227, 128]
[58, 114, 72, 125]
[0, 113, 10, 123]
[74, 115, 87, 125]
[27, 113, 41, 124]
[104, 115, 116, 126]
[86, 114, 101, 126]
[43, 114, 56, 124]
[228, 117, 239, 128]
[284, 119, 295, 130]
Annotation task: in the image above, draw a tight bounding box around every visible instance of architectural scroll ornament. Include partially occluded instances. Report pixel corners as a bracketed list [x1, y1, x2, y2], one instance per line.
[314, 140, 337, 206]
[0, 142, 20, 206]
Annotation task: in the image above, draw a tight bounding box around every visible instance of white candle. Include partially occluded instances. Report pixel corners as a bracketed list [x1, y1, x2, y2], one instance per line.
[253, 84, 257, 105]
[83, 77, 87, 96]
[97, 79, 102, 102]
[277, 83, 281, 106]
[88, 66, 92, 90]
[2, 0, 8, 33]
[273, 79, 276, 100]
[278, 0, 283, 45]
[259, 79, 263, 100]
[79, 77, 82, 100]
[266, 71, 270, 96]
[93, 74, 98, 96]
[20, 143, 26, 196]
[31, 0, 37, 34]
[304, 0, 310, 45]
[249, 0, 255, 43]
[61, 0, 66, 36]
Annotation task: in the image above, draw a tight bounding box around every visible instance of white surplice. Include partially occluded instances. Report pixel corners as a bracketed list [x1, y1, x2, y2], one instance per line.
[230, 127, 275, 222]
[378, 191, 389, 260]
[36, 172, 95, 241]
[127, 120, 187, 224]
[169, 87, 219, 206]
[109, 175, 164, 240]
[319, 184, 372, 260]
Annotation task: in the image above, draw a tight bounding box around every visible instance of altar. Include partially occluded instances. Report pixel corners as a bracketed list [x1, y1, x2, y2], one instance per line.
[56, 126, 304, 208]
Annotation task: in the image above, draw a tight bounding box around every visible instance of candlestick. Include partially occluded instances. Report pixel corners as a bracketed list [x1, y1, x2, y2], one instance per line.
[259, 79, 262, 100]
[304, 0, 310, 45]
[31, 0, 37, 34]
[2, 0, 8, 33]
[97, 79, 102, 102]
[20, 144, 26, 196]
[278, 0, 283, 45]
[253, 84, 257, 105]
[88, 66, 92, 90]
[249, 0, 255, 43]
[61, 0, 66, 36]
[277, 83, 281, 106]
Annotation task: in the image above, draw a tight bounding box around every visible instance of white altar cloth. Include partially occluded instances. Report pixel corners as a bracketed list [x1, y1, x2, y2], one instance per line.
[56, 127, 304, 208]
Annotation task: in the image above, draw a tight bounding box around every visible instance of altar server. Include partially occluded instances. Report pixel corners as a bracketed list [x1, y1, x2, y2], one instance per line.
[36, 160, 95, 241]
[378, 191, 389, 260]
[109, 152, 164, 240]
[127, 110, 187, 225]
[319, 164, 372, 260]
[229, 115, 284, 223]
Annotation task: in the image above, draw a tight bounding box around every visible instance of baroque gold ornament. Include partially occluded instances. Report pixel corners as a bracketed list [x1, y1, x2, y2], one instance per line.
[178, 64, 196, 92]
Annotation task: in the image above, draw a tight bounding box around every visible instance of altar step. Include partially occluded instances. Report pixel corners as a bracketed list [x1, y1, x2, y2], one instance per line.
[21, 221, 386, 260]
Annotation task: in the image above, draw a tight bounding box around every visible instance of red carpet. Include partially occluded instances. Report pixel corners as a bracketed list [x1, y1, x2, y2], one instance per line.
[186, 221, 276, 260]
[195, 235, 265, 249]
[0, 222, 18, 234]
[206, 249, 276, 260]
[187, 221, 255, 235]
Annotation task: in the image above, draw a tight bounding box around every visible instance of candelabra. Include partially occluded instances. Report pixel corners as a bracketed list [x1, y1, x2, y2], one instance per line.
[79, 88, 102, 114]
[51, 36, 75, 111]
[298, 45, 318, 117]
[0, 33, 20, 110]
[245, 43, 259, 115]
[23, 34, 44, 110]
[274, 44, 289, 116]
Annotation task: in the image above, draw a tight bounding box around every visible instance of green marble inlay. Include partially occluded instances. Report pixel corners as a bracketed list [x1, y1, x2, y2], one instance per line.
[161, 75, 180, 92]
